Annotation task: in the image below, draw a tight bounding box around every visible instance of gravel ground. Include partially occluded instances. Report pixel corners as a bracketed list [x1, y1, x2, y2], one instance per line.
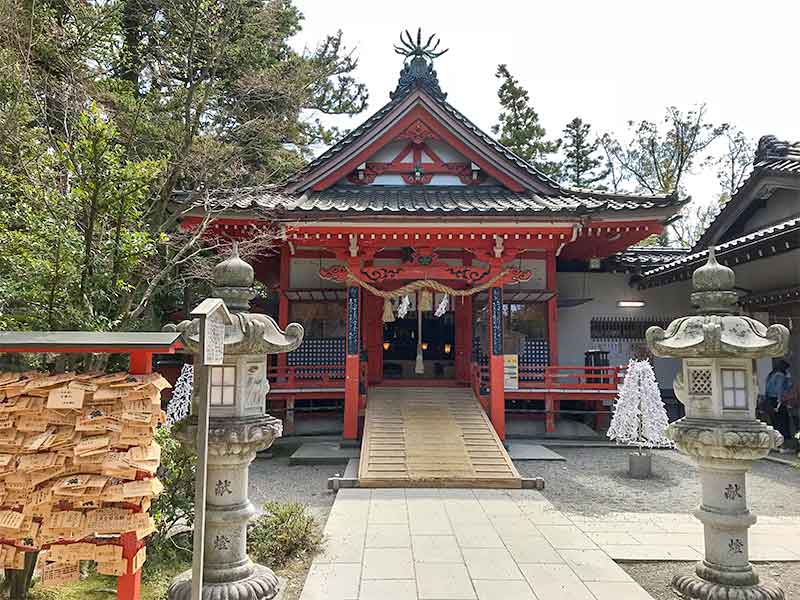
[621, 562, 800, 600]
[516, 447, 800, 517]
[249, 443, 340, 523]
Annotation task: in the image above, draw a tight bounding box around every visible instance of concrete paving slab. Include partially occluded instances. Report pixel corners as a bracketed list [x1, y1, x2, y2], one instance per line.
[462, 547, 523, 580]
[359, 579, 417, 600]
[416, 563, 476, 600]
[603, 544, 703, 561]
[473, 580, 538, 600]
[317, 532, 365, 563]
[299, 562, 361, 600]
[362, 548, 415, 580]
[503, 535, 562, 564]
[289, 441, 360, 465]
[412, 535, 463, 563]
[558, 549, 633, 582]
[585, 581, 657, 600]
[537, 525, 597, 549]
[507, 441, 567, 460]
[452, 523, 505, 548]
[365, 523, 411, 548]
[519, 563, 596, 600]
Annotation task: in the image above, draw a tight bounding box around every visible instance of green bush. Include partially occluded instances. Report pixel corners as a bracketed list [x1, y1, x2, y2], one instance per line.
[146, 426, 196, 570]
[247, 502, 322, 568]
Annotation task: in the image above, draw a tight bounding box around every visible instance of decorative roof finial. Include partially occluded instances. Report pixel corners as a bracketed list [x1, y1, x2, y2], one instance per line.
[393, 28, 449, 63]
[391, 29, 448, 100]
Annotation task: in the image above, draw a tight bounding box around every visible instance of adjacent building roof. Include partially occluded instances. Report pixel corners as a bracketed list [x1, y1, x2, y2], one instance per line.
[612, 246, 690, 267]
[197, 185, 681, 216]
[691, 135, 800, 251]
[638, 216, 800, 288]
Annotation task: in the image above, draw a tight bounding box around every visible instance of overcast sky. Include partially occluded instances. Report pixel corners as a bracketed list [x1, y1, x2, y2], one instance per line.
[292, 0, 800, 204]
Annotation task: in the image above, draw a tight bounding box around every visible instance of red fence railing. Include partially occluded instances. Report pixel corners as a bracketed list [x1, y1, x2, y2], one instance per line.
[267, 364, 346, 388]
[470, 363, 625, 393]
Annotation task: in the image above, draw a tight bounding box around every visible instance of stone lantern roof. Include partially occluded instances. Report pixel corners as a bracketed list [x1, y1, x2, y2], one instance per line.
[166, 245, 303, 356]
[646, 248, 789, 359]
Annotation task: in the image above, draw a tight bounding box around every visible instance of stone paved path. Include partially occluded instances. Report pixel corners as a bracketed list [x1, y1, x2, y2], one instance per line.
[298, 488, 800, 600]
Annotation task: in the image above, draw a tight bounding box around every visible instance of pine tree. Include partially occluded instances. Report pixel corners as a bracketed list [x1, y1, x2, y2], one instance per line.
[492, 64, 561, 178]
[607, 359, 672, 452]
[560, 117, 610, 188]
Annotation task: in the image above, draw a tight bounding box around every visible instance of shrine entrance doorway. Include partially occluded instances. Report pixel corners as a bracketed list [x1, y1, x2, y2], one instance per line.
[381, 301, 456, 382]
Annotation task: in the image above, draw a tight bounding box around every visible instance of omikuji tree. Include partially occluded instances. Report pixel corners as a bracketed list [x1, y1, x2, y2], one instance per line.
[560, 117, 609, 188]
[607, 359, 672, 452]
[492, 64, 561, 178]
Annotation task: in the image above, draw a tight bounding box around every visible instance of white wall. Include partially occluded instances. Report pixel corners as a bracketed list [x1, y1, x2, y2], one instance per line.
[290, 258, 344, 289]
[556, 272, 691, 388]
[740, 188, 800, 234]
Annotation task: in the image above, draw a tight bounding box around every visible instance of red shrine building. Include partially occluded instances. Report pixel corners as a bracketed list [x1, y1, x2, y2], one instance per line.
[182, 34, 691, 442]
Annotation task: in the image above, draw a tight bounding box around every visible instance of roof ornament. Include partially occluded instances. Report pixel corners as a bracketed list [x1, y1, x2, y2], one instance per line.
[394, 28, 449, 63]
[391, 28, 448, 101]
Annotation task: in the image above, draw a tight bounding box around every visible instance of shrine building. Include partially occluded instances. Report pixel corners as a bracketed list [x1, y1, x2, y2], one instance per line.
[179, 32, 694, 448]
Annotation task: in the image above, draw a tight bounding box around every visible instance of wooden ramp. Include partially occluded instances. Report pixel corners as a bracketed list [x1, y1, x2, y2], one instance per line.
[358, 386, 521, 488]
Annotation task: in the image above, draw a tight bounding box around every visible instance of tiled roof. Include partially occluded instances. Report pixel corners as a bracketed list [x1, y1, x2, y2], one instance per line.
[640, 216, 800, 285]
[196, 185, 682, 215]
[691, 135, 800, 252]
[189, 56, 680, 218]
[755, 136, 800, 175]
[285, 68, 678, 210]
[612, 246, 690, 266]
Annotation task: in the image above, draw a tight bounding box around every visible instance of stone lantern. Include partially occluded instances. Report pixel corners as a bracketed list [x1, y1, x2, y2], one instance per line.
[166, 245, 304, 600]
[646, 248, 789, 600]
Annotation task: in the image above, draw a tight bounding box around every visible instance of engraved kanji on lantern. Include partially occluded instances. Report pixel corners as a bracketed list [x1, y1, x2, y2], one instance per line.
[646, 247, 789, 600]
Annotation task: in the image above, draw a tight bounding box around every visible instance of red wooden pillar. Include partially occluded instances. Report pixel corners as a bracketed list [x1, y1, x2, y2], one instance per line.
[545, 251, 558, 433]
[546, 251, 558, 368]
[128, 351, 153, 376]
[118, 350, 151, 600]
[487, 286, 505, 440]
[343, 285, 361, 440]
[364, 294, 383, 384]
[454, 296, 473, 383]
[277, 245, 290, 369]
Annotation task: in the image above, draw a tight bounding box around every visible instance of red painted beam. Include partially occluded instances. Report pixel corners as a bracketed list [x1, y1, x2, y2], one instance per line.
[0, 344, 180, 354]
[309, 105, 528, 192]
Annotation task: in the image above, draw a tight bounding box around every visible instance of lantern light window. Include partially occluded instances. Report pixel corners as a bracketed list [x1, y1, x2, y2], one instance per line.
[721, 368, 747, 409]
[210, 366, 236, 406]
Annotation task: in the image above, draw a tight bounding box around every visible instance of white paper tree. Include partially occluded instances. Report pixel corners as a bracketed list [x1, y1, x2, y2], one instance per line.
[166, 363, 193, 428]
[607, 359, 673, 452]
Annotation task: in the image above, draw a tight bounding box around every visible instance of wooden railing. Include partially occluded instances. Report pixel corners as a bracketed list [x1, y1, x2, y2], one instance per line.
[267, 362, 369, 395]
[469, 362, 625, 432]
[470, 363, 624, 393]
[267, 364, 346, 388]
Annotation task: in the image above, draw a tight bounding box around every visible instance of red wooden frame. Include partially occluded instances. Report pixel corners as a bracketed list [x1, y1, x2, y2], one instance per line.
[310, 105, 527, 192]
[471, 364, 623, 432]
[346, 129, 485, 186]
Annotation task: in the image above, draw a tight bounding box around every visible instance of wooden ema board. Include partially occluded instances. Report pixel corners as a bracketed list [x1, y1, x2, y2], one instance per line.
[358, 387, 521, 489]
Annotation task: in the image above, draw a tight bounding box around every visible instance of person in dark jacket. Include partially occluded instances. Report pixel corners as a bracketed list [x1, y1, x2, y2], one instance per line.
[764, 360, 792, 449]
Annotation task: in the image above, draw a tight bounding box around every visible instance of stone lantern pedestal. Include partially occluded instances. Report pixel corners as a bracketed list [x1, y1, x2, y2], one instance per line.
[168, 415, 283, 600]
[165, 245, 304, 600]
[647, 248, 789, 600]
